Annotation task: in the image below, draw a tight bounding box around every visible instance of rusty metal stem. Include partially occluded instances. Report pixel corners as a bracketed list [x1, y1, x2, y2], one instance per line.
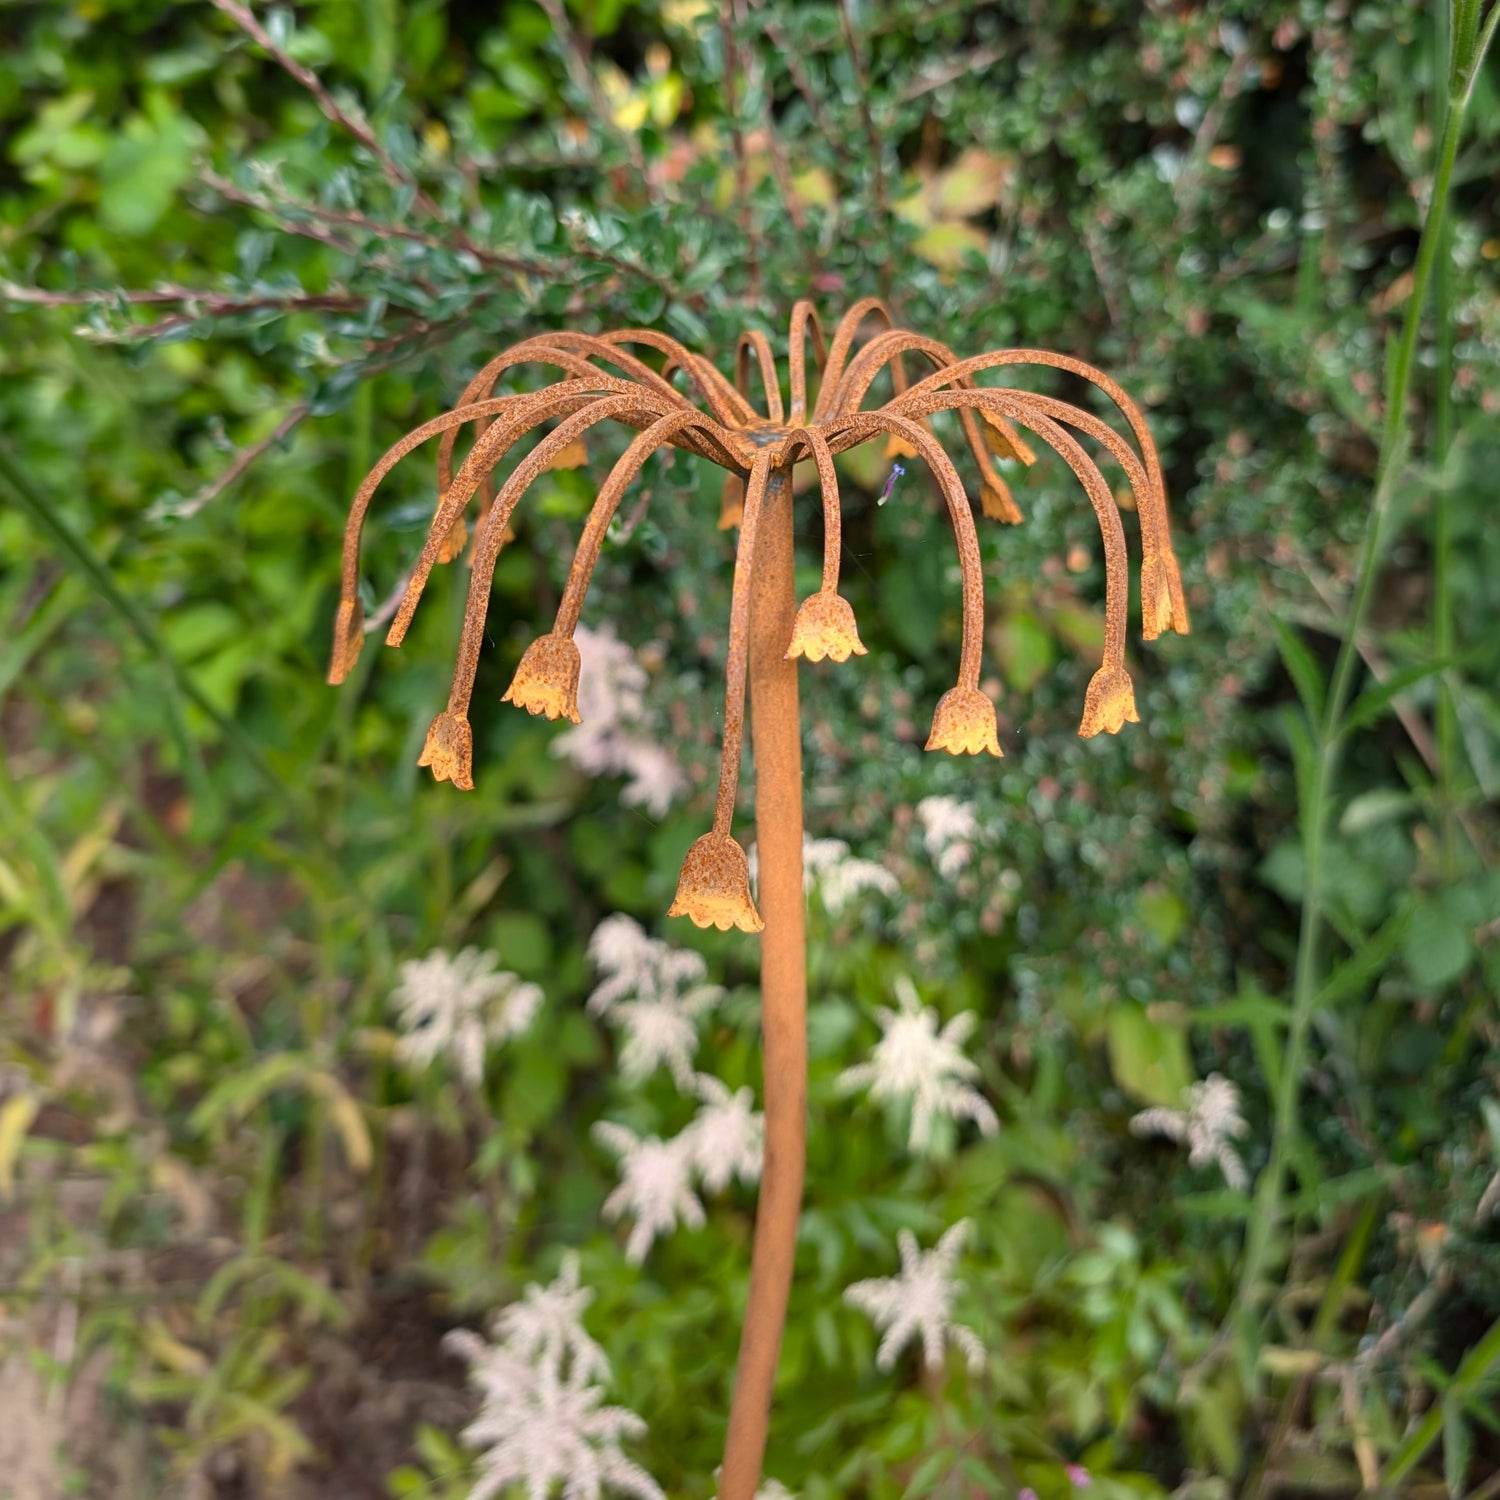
[718, 465, 806, 1500]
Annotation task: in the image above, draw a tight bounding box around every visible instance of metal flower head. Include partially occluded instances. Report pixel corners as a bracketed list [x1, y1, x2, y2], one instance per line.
[330, 300, 1189, 931]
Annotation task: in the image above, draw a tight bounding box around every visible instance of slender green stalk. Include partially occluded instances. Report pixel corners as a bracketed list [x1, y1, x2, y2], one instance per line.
[1232, 5, 1494, 1366]
[0, 438, 286, 801]
[1433, 4, 1460, 875]
[0, 438, 392, 985]
[1378, 1313, 1500, 1487]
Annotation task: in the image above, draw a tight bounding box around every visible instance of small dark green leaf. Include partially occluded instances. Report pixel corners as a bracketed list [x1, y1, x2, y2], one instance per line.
[1402, 896, 1473, 990]
[1343, 657, 1455, 736]
[1273, 618, 1326, 723]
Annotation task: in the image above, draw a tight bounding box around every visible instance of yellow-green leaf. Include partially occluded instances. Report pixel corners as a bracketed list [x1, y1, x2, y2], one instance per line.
[911, 221, 990, 273]
[932, 147, 1010, 218]
[0, 1092, 39, 1200]
[1107, 1002, 1193, 1107]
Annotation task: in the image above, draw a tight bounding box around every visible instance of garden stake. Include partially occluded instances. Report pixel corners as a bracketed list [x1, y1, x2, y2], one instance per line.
[330, 301, 1189, 1498]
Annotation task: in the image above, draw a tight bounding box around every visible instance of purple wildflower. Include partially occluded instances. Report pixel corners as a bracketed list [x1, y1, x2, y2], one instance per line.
[878, 462, 906, 505]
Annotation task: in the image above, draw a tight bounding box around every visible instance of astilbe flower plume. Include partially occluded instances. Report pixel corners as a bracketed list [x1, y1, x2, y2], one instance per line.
[445, 1255, 662, 1500]
[1130, 1073, 1252, 1190]
[843, 1219, 985, 1375]
[685, 1074, 765, 1194]
[390, 947, 542, 1086]
[914, 795, 981, 879]
[837, 975, 999, 1154]
[330, 300, 1190, 935]
[445, 1347, 663, 1500]
[592, 1119, 707, 1264]
[554, 624, 685, 816]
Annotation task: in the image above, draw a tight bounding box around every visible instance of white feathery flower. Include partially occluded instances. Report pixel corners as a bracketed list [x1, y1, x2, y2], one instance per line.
[685, 1075, 763, 1194]
[391, 948, 543, 1086]
[915, 795, 980, 879]
[837, 976, 999, 1154]
[443, 1339, 663, 1500]
[613, 741, 686, 819]
[587, 915, 721, 1086]
[487, 1253, 610, 1385]
[843, 1220, 985, 1374]
[803, 837, 899, 915]
[587, 914, 658, 999]
[611, 990, 717, 1086]
[594, 1121, 706, 1264]
[586, 915, 719, 1017]
[1130, 1073, 1251, 1190]
[554, 624, 685, 816]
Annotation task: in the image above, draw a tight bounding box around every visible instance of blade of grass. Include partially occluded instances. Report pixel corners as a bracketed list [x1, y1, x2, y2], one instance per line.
[0, 438, 394, 982]
[1231, 1, 1497, 1374]
[0, 438, 282, 805]
[1379, 1315, 1500, 1488]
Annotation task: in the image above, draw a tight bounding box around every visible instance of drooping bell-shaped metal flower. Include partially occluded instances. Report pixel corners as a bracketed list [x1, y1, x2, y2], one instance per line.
[1078, 665, 1140, 737]
[417, 709, 475, 790]
[979, 474, 1023, 524]
[718, 471, 745, 531]
[502, 632, 583, 723]
[786, 590, 867, 664]
[1140, 550, 1190, 640]
[926, 686, 1003, 757]
[435, 500, 469, 564]
[668, 831, 764, 933]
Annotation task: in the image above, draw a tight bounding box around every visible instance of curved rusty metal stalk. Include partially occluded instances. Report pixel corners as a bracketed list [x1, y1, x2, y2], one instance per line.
[782, 427, 843, 594]
[906, 386, 1181, 635]
[786, 300, 826, 424]
[330, 393, 531, 682]
[553, 410, 741, 638]
[434, 344, 681, 544]
[442, 395, 658, 716]
[390, 388, 669, 647]
[734, 330, 786, 424]
[812, 296, 896, 422]
[438, 338, 689, 485]
[828, 328, 1035, 460]
[707, 450, 775, 840]
[898, 351, 1173, 527]
[829, 411, 988, 691]
[596, 328, 759, 425]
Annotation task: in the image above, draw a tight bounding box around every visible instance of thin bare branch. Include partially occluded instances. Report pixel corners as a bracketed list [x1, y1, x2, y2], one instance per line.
[533, 0, 648, 183]
[836, 0, 890, 298]
[720, 0, 760, 295]
[898, 43, 1005, 102]
[171, 402, 312, 520]
[207, 0, 456, 232]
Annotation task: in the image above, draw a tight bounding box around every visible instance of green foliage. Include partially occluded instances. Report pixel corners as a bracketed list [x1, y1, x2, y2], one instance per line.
[2, 0, 1499, 1496]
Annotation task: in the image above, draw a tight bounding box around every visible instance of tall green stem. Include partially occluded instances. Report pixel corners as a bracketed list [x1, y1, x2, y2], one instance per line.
[1432, 7, 1460, 875]
[1232, 15, 1484, 1363]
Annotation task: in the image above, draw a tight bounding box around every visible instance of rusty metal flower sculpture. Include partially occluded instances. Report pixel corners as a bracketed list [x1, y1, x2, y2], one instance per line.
[330, 300, 1188, 1498]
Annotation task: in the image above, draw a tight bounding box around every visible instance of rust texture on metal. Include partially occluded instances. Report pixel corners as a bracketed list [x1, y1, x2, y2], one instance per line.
[717, 466, 806, 1500]
[328, 300, 1191, 1498]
